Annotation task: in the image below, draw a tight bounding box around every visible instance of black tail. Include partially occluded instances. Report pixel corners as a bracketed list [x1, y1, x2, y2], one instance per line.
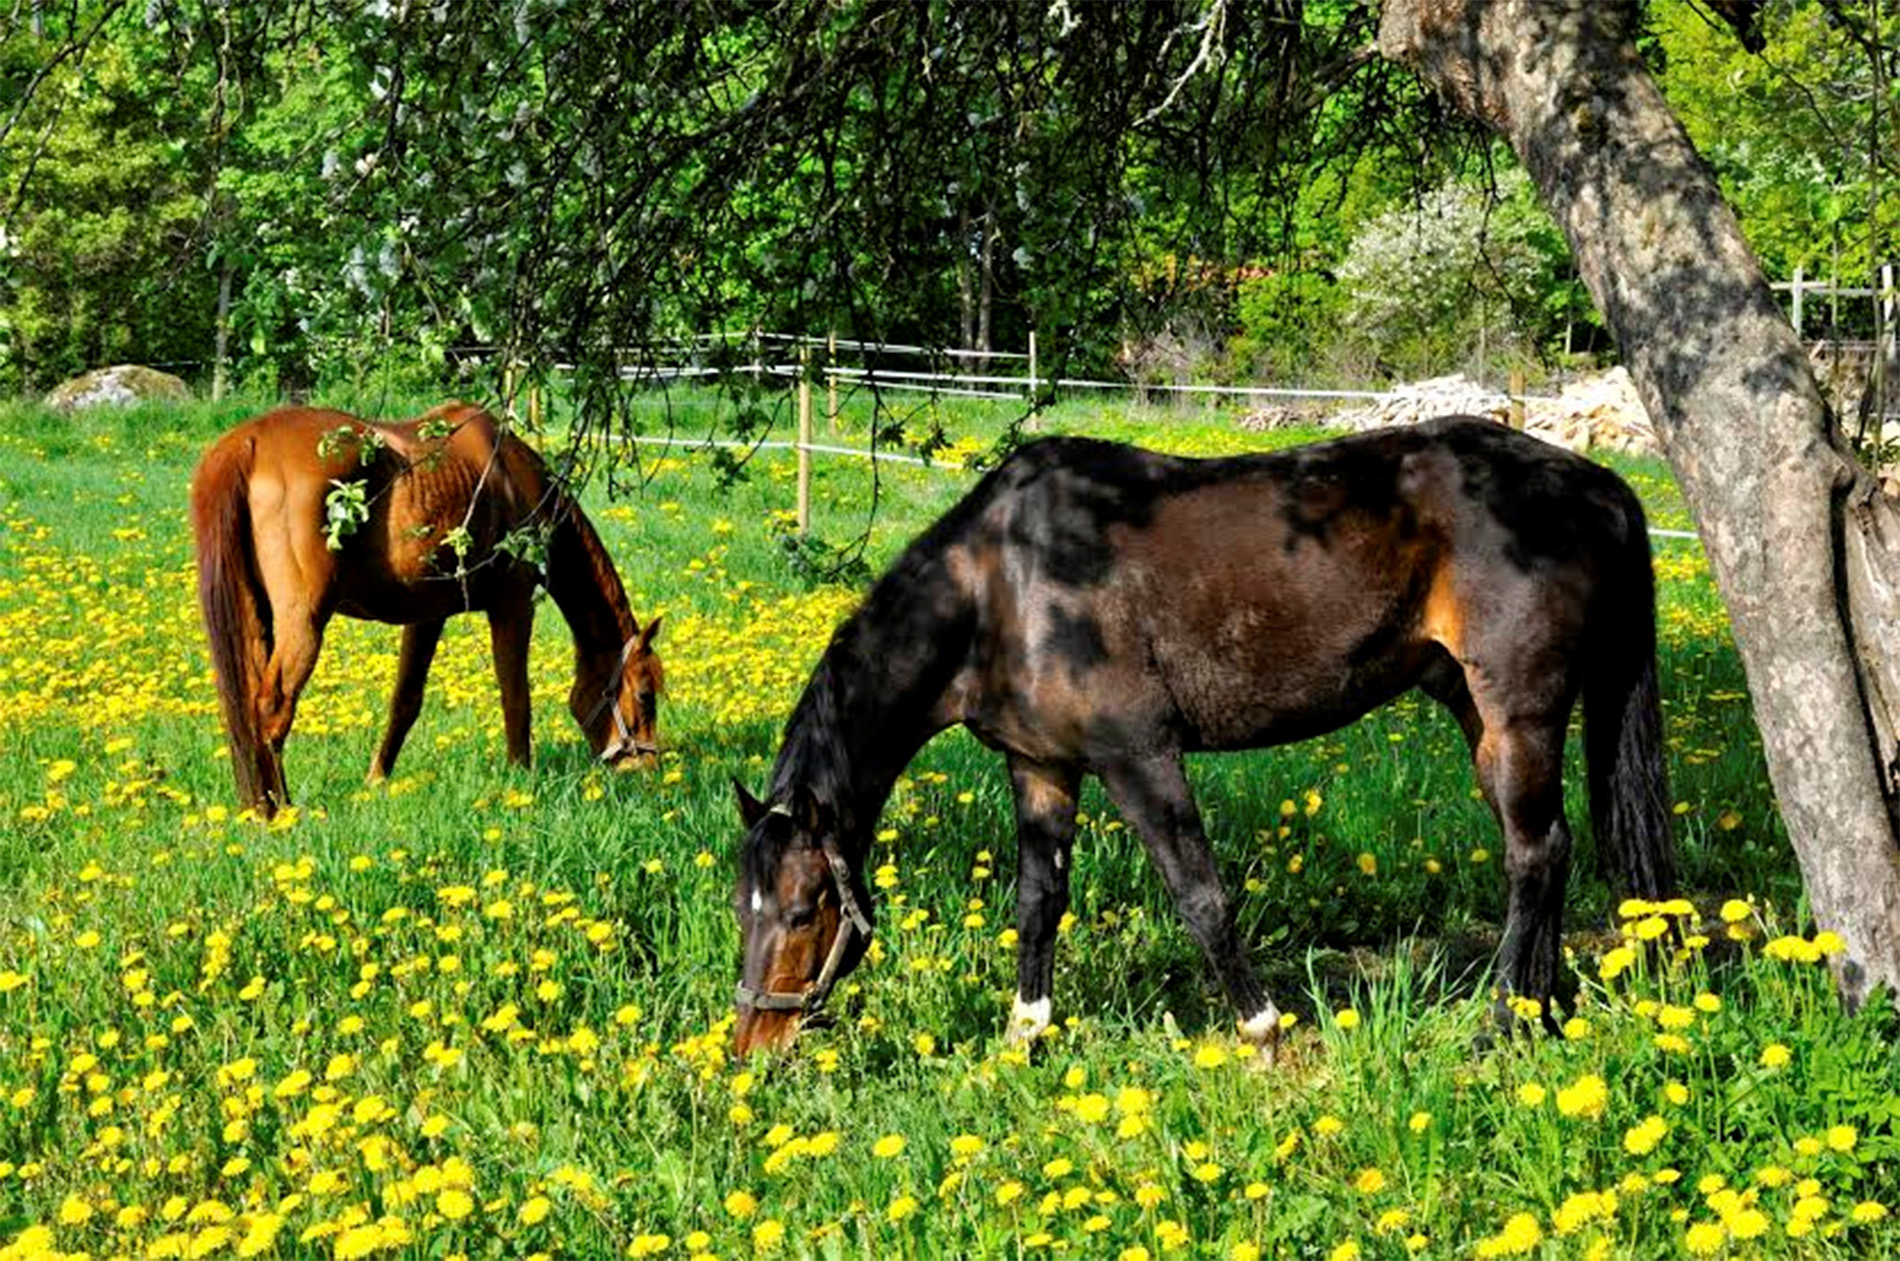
[1583, 503, 1677, 900]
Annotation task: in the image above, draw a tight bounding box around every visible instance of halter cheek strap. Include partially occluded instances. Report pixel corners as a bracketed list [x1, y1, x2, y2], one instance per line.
[583, 634, 660, 759]
[734, 832, 874, 1016]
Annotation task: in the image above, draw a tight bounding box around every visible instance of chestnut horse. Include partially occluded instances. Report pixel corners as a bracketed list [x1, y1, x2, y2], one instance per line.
[191, 402, 663, 815]
[731, 418, 1674, 1057]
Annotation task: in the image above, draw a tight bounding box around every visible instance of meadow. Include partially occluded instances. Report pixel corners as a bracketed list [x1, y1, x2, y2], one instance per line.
[0, 388, 1893, 1261]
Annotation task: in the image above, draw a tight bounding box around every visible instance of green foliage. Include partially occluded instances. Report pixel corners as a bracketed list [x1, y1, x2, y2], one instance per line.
[1, 2, 1892, 412]
[315, 425, 385, 465]
[496, 522, 550, 574]
[1230, 270, 1346, 383]
[1649, 0, 1898, 302]
[320, 478, 369, 552]
[0, 31, 212, 392]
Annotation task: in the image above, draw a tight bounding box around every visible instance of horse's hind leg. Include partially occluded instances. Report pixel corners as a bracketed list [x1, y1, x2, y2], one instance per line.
[1423, 635, 1576, 1022]
[257, 610, 325, 759]
[489, 595, 536, 768]
[1473, 713, 1574, 1019]
[1098, 754, 1282, 1060]
[369, 619, 446, 783]
[1005, 754, 1081, 1045]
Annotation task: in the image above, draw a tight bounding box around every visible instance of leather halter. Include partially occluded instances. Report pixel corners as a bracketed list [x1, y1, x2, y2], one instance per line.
[582, 634, 659, 760]
[734, 815, 874, 1016]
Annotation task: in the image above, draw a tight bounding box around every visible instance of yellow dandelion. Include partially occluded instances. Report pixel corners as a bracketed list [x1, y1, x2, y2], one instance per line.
[1683, 1221, 1725, 1255]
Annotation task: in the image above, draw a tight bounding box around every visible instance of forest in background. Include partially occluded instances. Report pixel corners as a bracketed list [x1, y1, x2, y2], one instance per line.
[0, 1, 1893, 403]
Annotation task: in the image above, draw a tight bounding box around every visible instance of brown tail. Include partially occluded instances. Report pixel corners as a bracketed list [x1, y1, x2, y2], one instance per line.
[190, 436, 282, 810]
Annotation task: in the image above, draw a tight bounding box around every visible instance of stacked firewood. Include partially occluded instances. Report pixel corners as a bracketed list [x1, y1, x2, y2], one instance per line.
[1300, 368, 1660, 455]
[1325, 374, 1511, 433]
[1523, 368, 1659, 455]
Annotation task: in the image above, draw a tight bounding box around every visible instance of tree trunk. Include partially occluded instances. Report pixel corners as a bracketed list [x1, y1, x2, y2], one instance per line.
[211, 257, 234, 402]
[1377, 0, 1900, 1005]
[977, 208, 995, 375]
[957, 203, 976, 356]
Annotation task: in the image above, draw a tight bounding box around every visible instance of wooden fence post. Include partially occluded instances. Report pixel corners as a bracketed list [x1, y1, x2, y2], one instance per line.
[1508, 368, 1526, 430]
[1791, 265, 1805, 339]
[1877, 263, 1895, 432]
[797, 347, 813, 537]
[1027, 329, 1039, 402]
[827, 330, 840, 434]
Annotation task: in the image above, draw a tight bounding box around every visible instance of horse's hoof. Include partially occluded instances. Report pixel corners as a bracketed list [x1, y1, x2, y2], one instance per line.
[1244, 1033, 1280, 1072]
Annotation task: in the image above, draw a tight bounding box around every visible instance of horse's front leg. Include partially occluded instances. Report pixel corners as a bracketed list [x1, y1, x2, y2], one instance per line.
[488, 596, 536, 768]
[1098, 754, 1282, 1062]
[1005, 754, 1082, 1045]
[368, 618, 446, 783]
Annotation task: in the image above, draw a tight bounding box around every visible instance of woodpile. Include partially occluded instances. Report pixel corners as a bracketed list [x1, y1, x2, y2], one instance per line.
[1233, 402, 1312, 432]
[1291, 368, 1661, 455]
[1523, 367, 1659, 455]
[1325, 374, 1510, 432]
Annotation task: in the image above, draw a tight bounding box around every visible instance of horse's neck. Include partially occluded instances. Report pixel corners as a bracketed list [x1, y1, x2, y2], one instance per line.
[771, 569, 972, 864]
[545, 503, 635, 658]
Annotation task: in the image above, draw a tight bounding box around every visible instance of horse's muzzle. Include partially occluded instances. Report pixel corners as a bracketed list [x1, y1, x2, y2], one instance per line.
[599, 738, 660, 772]
[732, 1004, 801, 1057]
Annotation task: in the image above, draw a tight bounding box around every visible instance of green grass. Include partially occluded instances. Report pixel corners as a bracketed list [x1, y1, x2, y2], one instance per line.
[0, 390, 1890, 1261]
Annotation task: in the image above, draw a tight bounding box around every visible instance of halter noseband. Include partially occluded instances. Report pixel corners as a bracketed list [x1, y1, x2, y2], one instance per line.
[734, 810, 874, 1017]
[583, 634, 659, 760]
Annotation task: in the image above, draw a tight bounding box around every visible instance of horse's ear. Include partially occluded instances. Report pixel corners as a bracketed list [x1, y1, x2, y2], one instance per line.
[638, 615, 662, 651]
[734, 779, 768, 830]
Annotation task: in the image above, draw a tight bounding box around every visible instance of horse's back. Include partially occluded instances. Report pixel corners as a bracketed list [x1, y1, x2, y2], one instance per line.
[952, 420, 1649, 756]
[195, 402, 549, 623]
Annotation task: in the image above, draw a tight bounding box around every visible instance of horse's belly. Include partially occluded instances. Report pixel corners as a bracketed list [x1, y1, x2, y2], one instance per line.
[1160, 622, 1434, 752]
[333, 581, 482, 624]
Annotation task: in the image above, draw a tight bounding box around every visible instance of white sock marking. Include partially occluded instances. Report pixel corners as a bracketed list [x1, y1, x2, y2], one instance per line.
[1008, 994, 1052, 1043]
[1238, 1004, 1282, 1043]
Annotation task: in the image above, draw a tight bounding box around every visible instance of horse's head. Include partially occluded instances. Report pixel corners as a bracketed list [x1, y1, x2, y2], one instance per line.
[576, 616, 664, 771]
[730, 780, 872, 1056]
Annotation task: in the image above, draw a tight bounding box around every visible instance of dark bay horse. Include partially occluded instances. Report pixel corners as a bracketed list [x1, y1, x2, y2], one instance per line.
[731, 417, 1674, 1056]
[191, 402, 663, 815]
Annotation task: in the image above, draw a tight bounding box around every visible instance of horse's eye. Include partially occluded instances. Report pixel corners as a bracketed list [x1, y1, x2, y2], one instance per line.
[784, 904, 818, 930]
